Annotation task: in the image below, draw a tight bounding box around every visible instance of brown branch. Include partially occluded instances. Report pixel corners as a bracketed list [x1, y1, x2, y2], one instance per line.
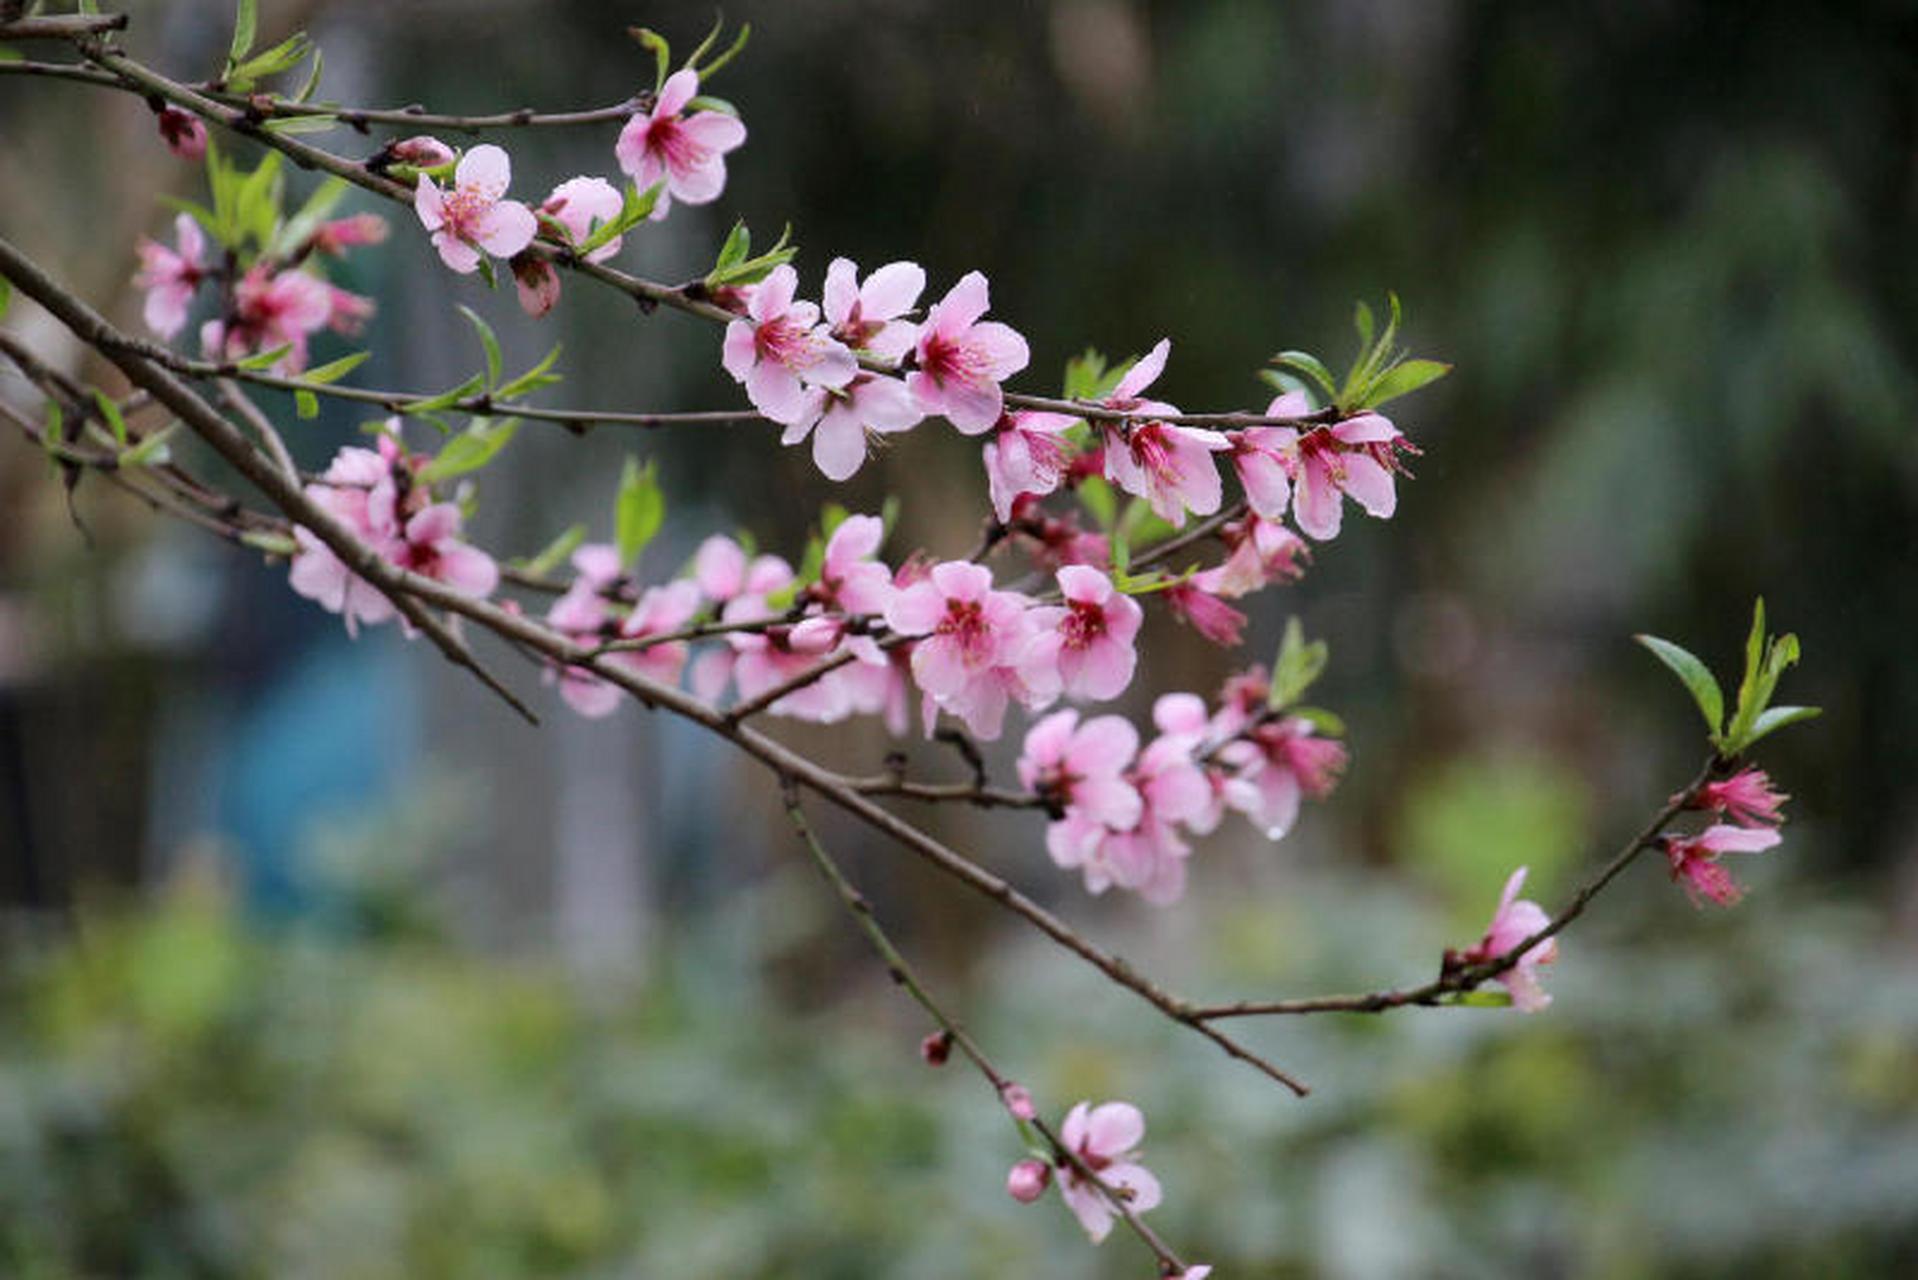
[0, 15, 127, 39]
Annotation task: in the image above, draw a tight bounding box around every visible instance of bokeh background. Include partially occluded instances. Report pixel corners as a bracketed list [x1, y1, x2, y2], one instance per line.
[3, 1, 1917, 1275]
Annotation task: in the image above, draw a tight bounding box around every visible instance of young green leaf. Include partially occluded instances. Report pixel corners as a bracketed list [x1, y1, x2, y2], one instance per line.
[1267, 616, 1330, 710]
[402, 373, 485, 416]
[614, 457, 665, 566]
[496, 343, 564, 401]
[299, 350, 368, 387]
[629, 26, 670, 93]
[1076, 474, 1118, 529]
[294, 45, 325, 102]
[234, 343, 294, 370]
[1270, 350, 1338, 400]
[120, 424, 180, 468]
[713, 219, 751, 272]
[0, 275, 10, 320]
[294, 389, 319, 419]
[457, 305, 503, 390]
[91, 391, 128, 447]
[518, 523, 588, 579]
[419, 418, 520, 483]
[1634, 634, 1725, 739]
[227, 0, 259, 73]
[1359, 357, 1451, 409]
[1740, 704, 1822, 749]
[695, 22, 751, 79]
[273, 176, 348, 255]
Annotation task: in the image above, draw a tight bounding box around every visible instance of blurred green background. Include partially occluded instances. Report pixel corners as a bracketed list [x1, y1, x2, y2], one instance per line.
[2, 1, 1916, 1275]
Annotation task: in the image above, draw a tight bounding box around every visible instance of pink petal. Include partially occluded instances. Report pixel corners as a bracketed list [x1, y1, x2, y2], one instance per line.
[884, 582, 947, 635]
[1084, 1102, 1145, 1158]
[1338, 452, 1398, 518]
[414, 175, 445, 231]
[1111, 337, 1171, 401]
[931, 270, 990, 334]
[656, 67, 699, 118]
[860, 260, 925, 319]
[432, 230, 482, 274]
[811, 411, 868, 480]
[745, 361, 808, 424]
[822, 257, 858, 327]
[473, 200, 537, 258]
[455, 144, 512, 200]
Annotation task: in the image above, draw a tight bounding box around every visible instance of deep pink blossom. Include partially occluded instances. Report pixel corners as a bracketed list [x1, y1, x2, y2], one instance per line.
[613, 68, 746, 216]
[1020, 710, 1144, 882]
[155, 107, 206, 161]
[1001, 1083, 1038, 1122]
[721, 264, 858, 425]
[1056, 1101, 1163, 1244]
[885, 561, 1025, 707]
[391, 503, 499, 600]
[1458, 866, 1558, 1013]
[1006, 1159, 1052, 1204]
[822, 257, 923, 360]
[1196, 514, 1309, 599]
[133, 213, 206, 339]
[1163, 580, 1247, 647]
[982, 410, 1078, 522]
[1020, 566, 1142, 702]
[1263, 395, 1418, 541]
[414, 144, 538, 274]
[1690, 767, 1788, 829]
[918, 1030, 952, 1066]
[782, 373, 922, 480]
[908, 271, 1030, 433]
[1663, 823, 1783, 907]
[1098, 340, 1228, 526]
[200, 265, 333, 374]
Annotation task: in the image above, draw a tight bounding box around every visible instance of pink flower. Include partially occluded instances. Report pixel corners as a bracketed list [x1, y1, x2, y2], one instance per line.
[1102, 734, 1212, 904]
[1663, 823, 1784, 907]
[1266, 398, 1418, 541]
[310, 213, 389, 257]
[132, 213, 206, 339]
[155, 107, 206, 161]
[814, 514, 894, 615]
[982, 410, 1078, 522]
[822, 257, 924, 360]
[1163, 580, 1246, 648]
[1056, 1101, 1162, 1244]
[885, 561, 1034, 737]
[907, 271, 1030, 433]
[721, 265, 858, 425]
[1006, 1159, 1052, 1204]
[288, 441, 404, 634]
[1196, 514, 1308, 599]
[1001, 1082, 1038, 1122]
[201, 265, 333, 374]
[614, 68, 746, 217]
[539, 176, 626, 262]
[691, 536, 791, 606]
[1020, 566, 1142, 702]
[1229, 424, 1298, 521]
[389, 136, 456, 169]
[1098, 340, 1228, 526]
[1459, 866, 1558, 1013]
[1019, 710, 1144, 852]
[414, 144, 538, 274]
[391, 502, 499, 600]
[782, 373, 923, 480]
[1690, 768, 1788, 829]
[1221, 716, 1347, 840]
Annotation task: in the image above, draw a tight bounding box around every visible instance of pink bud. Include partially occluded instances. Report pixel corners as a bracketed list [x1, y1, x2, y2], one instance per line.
[1005, 1159, 1051, 1203]
[512, 255, 561, 318]
[999, 1082, 1036, 1122]
[389, 135, 455, 168]
[918, 1030, 952, 1066]
[156, 108, 206, 161]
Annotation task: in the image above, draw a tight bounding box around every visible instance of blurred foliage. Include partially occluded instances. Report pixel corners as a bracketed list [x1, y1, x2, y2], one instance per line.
[3, 849, 1916, 1278]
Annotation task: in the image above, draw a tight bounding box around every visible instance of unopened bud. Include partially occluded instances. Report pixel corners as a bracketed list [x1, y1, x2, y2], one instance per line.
[390, 135, 456, 169]
[1005, 1158, 1051, 1204]
[156, 108, 206, 162]
[999, 1082, 1036, 1122]
[919, 1030, 952, 1066]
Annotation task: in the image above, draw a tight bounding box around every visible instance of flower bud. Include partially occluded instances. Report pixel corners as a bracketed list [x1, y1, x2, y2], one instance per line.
[1005, 1159, 1051, 1204]
[512, 254, 561, 318]
[156, 108, 206, 162]
[999, 1082, 1036, 1122]
[390, 135, 456, 168]
[918, 1030, 952, 1066]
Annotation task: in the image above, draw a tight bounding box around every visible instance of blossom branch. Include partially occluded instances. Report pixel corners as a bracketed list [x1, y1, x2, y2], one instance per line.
[782, 790, 1193, 1277]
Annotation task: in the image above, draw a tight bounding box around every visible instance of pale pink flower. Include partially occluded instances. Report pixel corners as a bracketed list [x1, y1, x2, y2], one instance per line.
[907, 271, 1030, 433]
[884, 561, 1026, 706]
[1006, 1159, 1052, 1204]
[545, 545, 627, 717]
[982, 410, 1078, 522]
[155, 107, 206, 161]
[310, 213, 389, 256]
[781, 373, 922, 480]
[1221, 716, 1347, 840]
[288, 441, 404, 635]
[729, 621, 847, 722]
[391, 502, 499, 600]
[1196, 514, 1308, 599]
[1056, 1101, 1163, 1244]
[612, 580, 703, 686]
[1020, 566, 1142, 702]
[1459, 866, 1558, 1013]
[614, 68, 746, 217]
[414, 144, 538, 274]
[1663, 823, 1784, 907]
[1689, 767, 1788, 829]
[1104, 733, 1212, 904]
[133, 213, 206, 339]
[1019, 710, 1144, 870]
[539, 176, 626, 262]
[814, 514, 894, 615]
[822, 257, 923, 360]
[1266, 400, 1418, 541]
[692, 535, 792, 605]
[1097, 340, 1228, 526]
[722, 264, 858, 425]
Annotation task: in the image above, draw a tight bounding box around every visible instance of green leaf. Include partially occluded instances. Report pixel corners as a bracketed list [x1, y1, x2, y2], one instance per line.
[457, 305, 503, 390]
[227, 0, 258, 72]
[1360, 357, 1451, 408]
[271, 176, 347, 255]
[1634, 634, 1725, 738]
[1076, 475, 1117, 529]
[262, 114, 339, 136]
[298, 350, 368, 387]
[629, 26, 670, 93]
[293, 46, 325, 102]
[1062, 348, 1116, 401]
[705, 223, 796, 288]
[685, 94, 738, 116]
[241, 529, 299, 557]
[402, 373, 485, 416]
[419, 417, 520, 483]
[121, 424, 180, 468]
[92, 392, 127, 447]
[1741, 704, 1822, 748]
[575, 180, 662, 257]
[685, 12, 727, 70]
[1353, 299, 1375, 354]
[518, 523, 588, 578]
[294, 389, 319, 419]
[1267, 616, 1330, 710]
[695, 22, 751, 79]
[235, 343, 294, 370]
[614, 457, 665, 567]
[0, 275, 10, 320]
[496, 343, 564, 401]
[712, 219, 751, 272]
[0, 50, 22, 67]
[1287, 706, 1348, 738]
[231, 31, 312, 90]
[819, 502, 850, 539]
[42, 402, 63, 457]
[1270, 350, 1338, 400]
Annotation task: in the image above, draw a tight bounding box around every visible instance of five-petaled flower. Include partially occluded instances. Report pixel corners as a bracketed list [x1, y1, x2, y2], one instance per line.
[1020, 565, 1143, 703]
[1689, 767, 1788, 829]
[133, 213, 206, 339]
[722, 264, 858, 425]
[1055, 1101, 1163, 1244]
[908, 271, 1030, 433]
[614, 68, 747, 217]
[1458, 866, 1559, 1013]
[1663, 823, 1783, 907]
[415, 144, 539, 274]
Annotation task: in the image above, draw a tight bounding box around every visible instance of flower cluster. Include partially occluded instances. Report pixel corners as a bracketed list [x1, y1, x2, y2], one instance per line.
[1663, 767, 1789, 906]
[288, 428, 499, 635]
